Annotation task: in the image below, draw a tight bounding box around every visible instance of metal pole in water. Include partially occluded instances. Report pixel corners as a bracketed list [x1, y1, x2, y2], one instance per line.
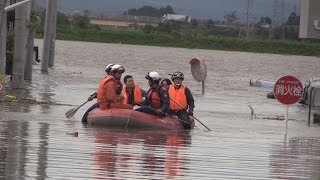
[12, 1, 27, 89]
[284, 105, 289, 144]
[48, 0, 57, 67]
[202, 81, 205, 95]
[41, 0, 53, 72]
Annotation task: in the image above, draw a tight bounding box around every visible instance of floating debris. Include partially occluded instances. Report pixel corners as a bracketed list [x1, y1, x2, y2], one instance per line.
[66, 132, 78, 137]
[248, 105, 257, 120]
[289, 136, 320, 148]
[0, 97, 74, 106]
[263, 116, 285, 121]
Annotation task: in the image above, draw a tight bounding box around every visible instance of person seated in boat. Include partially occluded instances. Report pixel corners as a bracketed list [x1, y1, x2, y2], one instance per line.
[160, 78, 172, 90]
[168, 72, 195, 130]
[135, 72, 169, 117]
[121, 75, 147, 106]
[82, 64, 117, 123]
[97, 64, 133, 110]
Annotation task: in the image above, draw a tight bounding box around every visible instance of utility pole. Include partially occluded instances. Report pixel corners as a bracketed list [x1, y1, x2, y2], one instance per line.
[12, 0, 27, 88]
[41, 0, 56, 72]
[0, 0, 4, 31]
[281, 0, 285, 39]
[272, 0, 285, 39]
[0, 0, 6, 100]
[24, 0, 35, 80]
[0, 0, 6, 74]
[48, 0, 57, 67]
[245, 0, 254, 38]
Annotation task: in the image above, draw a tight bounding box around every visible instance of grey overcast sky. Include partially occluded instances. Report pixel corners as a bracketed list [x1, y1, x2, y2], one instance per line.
[37, 0, 300, 20]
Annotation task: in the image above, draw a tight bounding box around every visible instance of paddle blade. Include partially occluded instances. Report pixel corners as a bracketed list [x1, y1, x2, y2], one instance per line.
[65, 108, 78, 118]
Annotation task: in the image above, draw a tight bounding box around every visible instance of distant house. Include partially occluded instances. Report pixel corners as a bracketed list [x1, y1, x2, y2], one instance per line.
[162, 14, 192, 23]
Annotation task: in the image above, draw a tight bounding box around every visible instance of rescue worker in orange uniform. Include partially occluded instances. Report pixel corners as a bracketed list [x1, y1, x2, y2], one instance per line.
[121, 75, 146, 106]
[97, 64, 133, 110]
[135, 72, 169, 117]
[82, 64, 118, 123]
[168, 72, 195, 130]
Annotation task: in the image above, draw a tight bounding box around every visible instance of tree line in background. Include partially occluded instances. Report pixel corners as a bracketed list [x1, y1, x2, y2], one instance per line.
[33, 5, 301, 41]
[20, 5, 319, 58]
[123, 5, 175, 17]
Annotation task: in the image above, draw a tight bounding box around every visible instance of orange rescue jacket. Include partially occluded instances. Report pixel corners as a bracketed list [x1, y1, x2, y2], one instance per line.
[121, 84, 143, 105]
[148, 88, 161, 109]
[168, 85, 188, 110]
[97, 75, 118, 109]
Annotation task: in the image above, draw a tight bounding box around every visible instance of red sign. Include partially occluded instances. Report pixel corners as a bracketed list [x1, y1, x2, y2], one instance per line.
[274, 75, 303, 105]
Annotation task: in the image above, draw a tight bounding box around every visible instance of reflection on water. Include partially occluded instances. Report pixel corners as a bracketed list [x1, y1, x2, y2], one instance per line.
[92, 129, 191, 179]
[270, 144, 320, 180]
[0, 118, 320, 179]
[0, 120, 49, 179]
[36, 123, 49, 179]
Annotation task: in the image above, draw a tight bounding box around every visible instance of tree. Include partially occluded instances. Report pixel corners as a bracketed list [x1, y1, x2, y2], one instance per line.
[73, 15, 90, 29]
[205, 19, 215, 29]
[286, 12, 300, 26]
[191, 19, 198, 27]
[255, 17, 272, 39]
[83, 9, 90, 17]
[224, 11, 239, 24]
[124, 5, 175, 17]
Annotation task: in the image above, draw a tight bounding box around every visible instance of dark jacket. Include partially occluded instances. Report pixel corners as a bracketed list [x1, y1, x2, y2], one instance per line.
[185, 87, 195, 111]
[142, 86, 169, 113]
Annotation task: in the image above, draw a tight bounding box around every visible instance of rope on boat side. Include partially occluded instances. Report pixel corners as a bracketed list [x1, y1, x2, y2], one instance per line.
[126, 109, 134, 129]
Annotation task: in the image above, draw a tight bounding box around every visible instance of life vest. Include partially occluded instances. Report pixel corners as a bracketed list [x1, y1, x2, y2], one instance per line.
[168, 85, 188, 110]
[148, 88, 161, 109]
[121, 84, 143, 104]
[97, 75, 117, 108]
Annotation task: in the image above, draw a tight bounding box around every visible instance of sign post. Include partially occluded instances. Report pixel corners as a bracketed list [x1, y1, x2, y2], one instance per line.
[274, 75, 303, 144]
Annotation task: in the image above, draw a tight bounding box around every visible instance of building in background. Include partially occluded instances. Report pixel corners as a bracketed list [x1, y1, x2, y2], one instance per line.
[299, 0, 320, 39]
[89, 15, 161, 29]
[162, 14, 191, 23]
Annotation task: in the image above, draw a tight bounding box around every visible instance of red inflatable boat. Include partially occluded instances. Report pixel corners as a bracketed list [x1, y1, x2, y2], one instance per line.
[87, 108, 194, 130]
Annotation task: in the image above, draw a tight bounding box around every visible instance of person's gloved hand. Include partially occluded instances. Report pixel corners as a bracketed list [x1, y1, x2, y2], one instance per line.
[87, 96, 94, 101]
[188, 110, 193, 116]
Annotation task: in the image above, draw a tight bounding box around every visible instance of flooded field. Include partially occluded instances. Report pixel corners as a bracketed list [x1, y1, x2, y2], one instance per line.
[1, 39, 320, 179]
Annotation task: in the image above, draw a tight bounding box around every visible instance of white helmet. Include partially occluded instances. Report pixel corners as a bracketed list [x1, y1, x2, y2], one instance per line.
[110, 64, 125, 73]
[145, 71, 161, 81]
[105, 64, 114, 73]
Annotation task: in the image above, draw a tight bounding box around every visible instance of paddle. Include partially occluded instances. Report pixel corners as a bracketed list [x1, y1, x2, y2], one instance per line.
[169, 97, 211, 131]
[65, 100, 89, 118]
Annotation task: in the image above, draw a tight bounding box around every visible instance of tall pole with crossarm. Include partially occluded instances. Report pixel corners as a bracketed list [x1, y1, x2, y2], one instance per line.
[12, 0, 28, 88]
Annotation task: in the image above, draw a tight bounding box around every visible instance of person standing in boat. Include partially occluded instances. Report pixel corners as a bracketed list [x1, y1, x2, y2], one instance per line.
[97, 64, 133, 110]
[82, 64, 118, 123]
[121, 75, 146, 106]
[135, 72, 169, 117]
[168, 72, 195, 130]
